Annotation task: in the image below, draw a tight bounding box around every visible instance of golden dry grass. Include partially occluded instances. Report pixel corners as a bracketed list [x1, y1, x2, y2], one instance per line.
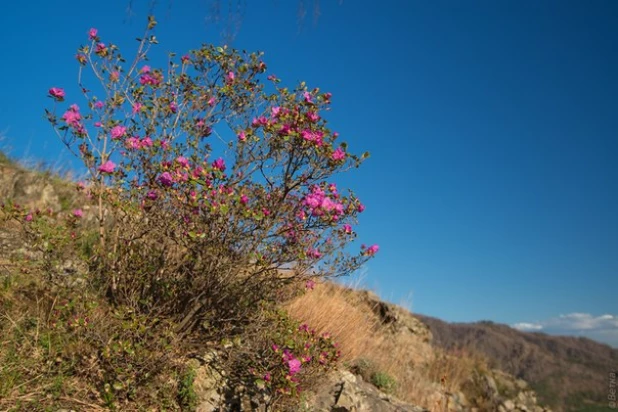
[285, 280, 486, 409]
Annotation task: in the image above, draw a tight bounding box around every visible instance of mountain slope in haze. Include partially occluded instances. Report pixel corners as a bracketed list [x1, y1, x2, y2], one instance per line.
[414, 314, 617, 411]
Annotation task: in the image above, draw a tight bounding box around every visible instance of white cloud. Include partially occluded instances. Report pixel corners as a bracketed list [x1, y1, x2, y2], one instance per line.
[511, 313, 618, 347]
[512, 322, 543, 331]
[545, 313, 618, 331]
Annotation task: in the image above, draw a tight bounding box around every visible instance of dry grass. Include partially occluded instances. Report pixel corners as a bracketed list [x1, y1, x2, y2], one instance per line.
[285, 280, 487, 409]
[285, 281, 380, 360]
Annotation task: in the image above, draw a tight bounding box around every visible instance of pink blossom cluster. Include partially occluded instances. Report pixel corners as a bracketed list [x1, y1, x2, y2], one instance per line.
[306, 248, 322, 259]
[282, 349, 302, 376]
[248, 102, 335, 149]
[302, 184, 344, 219]
[300, 129, 324, 146]
[99, 160, 116, 174]
[95, 43, 107, 56]
[139, 66, 161, 86]
[62, 104, 86, 135]
[331, 147, 346, 161]
[62, 104, 81, 127]
[361, 244, 379, 256]
[110, 125, 127, 139]
[212, 157, 226, 172]
[125, 136, 153, 150]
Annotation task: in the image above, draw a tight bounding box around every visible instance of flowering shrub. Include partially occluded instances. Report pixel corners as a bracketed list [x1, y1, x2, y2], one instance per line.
[220, 307, 341, 406]
[257, 310, 340, 397]
[43, 16, 377, 336]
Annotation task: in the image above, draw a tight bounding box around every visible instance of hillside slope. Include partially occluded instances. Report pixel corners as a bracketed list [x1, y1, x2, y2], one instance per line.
[0, 153, 553, 411]
[415, 314, 617, 411]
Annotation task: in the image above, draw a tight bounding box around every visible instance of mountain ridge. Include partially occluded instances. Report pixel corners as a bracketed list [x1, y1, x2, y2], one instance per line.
[414, 313, 617, 411]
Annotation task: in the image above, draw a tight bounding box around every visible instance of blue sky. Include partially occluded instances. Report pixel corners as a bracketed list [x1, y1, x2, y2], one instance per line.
[1, 1, 617, 346]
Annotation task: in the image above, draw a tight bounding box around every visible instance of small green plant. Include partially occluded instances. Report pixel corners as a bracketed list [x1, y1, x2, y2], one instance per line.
[178, 367, 199, 411]
[371, 371, 397, 394]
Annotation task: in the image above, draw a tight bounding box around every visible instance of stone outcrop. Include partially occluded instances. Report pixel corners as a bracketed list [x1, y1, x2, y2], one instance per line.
[359, 291, 433, 344]
[307, 370, 429, 412]
[0, 158, 73, 213]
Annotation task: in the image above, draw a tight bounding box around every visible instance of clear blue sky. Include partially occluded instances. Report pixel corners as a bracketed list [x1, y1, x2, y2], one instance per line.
[1, 1, 616, 346]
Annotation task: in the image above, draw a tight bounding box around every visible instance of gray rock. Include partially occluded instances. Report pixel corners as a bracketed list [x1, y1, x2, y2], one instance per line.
[309, 370, 429, 412]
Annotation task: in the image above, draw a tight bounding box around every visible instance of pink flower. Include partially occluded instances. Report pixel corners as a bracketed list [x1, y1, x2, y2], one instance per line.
[110, 125, 126, 139]
[271, 106, 281, 117]
[62, 105, 81, 127]
[278, 124, 291, 135]
[208, 97, 216, 107]
[141, 137, 153, 147]
[364, 244, 379, 256]
[169, 101, 178, 113]
[48, 87, 65, 101]
[125, 137, 140, 149]
[158, 172, 174, 187]
[72, 209, 83, 218]
[181, 54, 190, 64]
[306, 112, 319, 122]
[212, 157, 226, 172]
[94, 122, 102, 128]
[140, 74, 154, 85]
[343, 224, 352, 234]
[263, 372, 271, 382]
[332, 147, 346, 161]
[88, 28, 98, 40]
[240, 194, 249, 205]
[146, 190, 158, 200]
[252, 116, 268, 127]
[287, 358, 302, 375]
[98, 160, 115, 174]
[176, 156, 189, 167]
[306, 279, 316, 290]
[357, 203, 365, 213]
[226, 71, 235, 83]
[95, 43, 107, 56]
[307, 248, 322, 259]
[301, 129, 324, 146]
[25, 213, 33, 222]
[94, 101, 104, 109]
[110, 71, 119, 82]
[132, 102, 142, 114]
[237, 131, 246, 142]
[303, 92, 313, 103]
[141, 65, 151, 73]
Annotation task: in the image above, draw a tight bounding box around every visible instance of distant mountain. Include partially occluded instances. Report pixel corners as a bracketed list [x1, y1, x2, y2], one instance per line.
[414, 314, 618, 411]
